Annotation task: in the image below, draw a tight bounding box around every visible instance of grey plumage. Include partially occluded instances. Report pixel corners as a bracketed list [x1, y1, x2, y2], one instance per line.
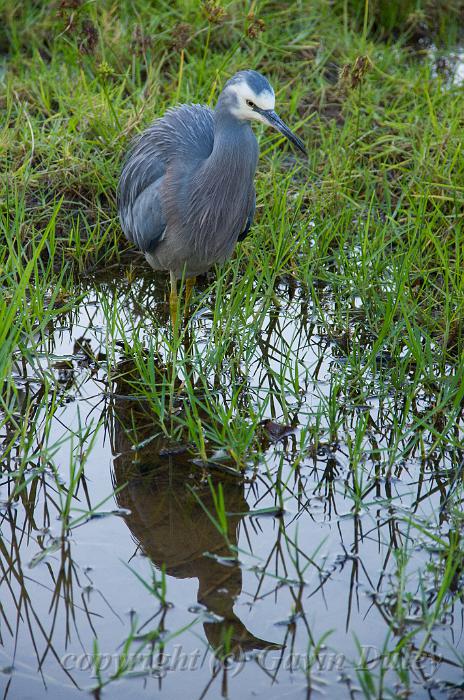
[117, 70, 305, 280]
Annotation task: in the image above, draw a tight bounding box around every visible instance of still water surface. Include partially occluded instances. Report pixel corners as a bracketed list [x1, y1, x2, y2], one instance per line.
[1, 272, 462, 699]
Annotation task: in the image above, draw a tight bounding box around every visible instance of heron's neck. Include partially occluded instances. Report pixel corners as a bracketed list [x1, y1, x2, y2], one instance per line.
[187, 108, 258, 255]
[206, 109, 258, 182]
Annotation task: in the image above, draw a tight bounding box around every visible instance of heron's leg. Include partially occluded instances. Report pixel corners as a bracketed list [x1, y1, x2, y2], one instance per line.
[184, 276, 196, 316]
[169, 270, 178, 327]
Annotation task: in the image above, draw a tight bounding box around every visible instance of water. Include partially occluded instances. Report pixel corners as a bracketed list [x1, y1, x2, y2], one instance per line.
[429, 44, 464, 85]
[1, 270, 463, 699]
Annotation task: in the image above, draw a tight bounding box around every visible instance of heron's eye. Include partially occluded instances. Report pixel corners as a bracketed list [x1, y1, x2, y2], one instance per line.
[246, 99, 255, 109]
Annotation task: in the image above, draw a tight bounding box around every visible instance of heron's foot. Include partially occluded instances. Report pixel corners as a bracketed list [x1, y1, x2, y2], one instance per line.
[184, 276, 196, 318]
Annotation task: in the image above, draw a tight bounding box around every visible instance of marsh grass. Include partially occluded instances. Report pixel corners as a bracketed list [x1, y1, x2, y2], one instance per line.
[1, 1, 464, 698]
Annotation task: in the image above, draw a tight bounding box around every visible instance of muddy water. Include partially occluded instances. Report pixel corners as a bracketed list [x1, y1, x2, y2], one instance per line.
[1, 271, 463, 699]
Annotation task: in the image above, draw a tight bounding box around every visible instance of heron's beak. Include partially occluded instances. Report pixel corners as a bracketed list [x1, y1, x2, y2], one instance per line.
[261, 109, 306, 156]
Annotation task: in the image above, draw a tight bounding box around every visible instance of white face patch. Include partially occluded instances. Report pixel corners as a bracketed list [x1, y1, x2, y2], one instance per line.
[227, 80, 275, 122]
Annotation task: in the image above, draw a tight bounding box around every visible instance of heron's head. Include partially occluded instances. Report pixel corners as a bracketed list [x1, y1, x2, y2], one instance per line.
[220, 70, 306, 155]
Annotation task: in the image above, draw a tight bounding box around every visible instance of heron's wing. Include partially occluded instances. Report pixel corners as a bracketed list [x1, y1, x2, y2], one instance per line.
[117, 144, 167, 252]
[117, 104, 214, 253]
[130, 178, 167, 252]
[237, 189, 256, 242]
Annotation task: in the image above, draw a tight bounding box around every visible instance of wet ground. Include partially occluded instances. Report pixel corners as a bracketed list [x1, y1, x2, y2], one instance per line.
[1, 269, 463, 699]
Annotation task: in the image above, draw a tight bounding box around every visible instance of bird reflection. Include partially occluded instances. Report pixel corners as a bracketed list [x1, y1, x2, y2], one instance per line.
[110, 374, 276, 657]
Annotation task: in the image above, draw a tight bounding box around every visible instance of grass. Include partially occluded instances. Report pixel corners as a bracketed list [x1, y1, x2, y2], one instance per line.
[1, 0, 464, 698]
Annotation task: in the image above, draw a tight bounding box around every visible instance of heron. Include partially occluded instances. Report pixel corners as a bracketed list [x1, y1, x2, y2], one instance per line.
[117, 69, 306, 325]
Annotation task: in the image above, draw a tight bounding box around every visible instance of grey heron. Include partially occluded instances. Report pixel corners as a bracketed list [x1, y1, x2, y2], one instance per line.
[117, 69, 306, 325]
